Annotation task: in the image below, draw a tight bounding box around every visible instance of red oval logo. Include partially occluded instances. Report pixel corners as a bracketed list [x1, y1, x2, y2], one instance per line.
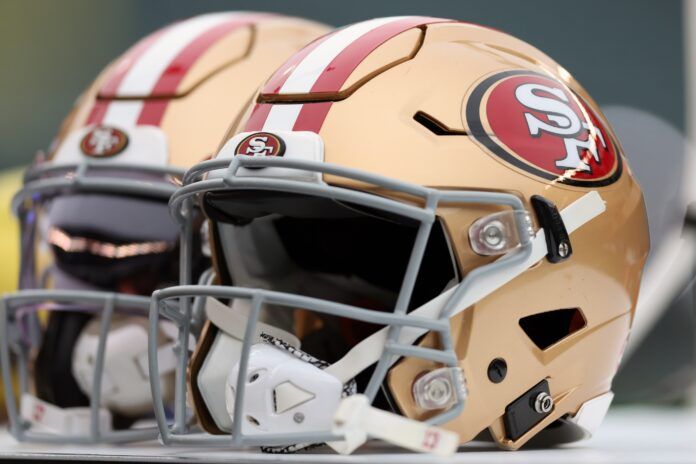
[235, 132, 286, 158]
[465, 71, 621, 187]
[80, 126, 129, 158]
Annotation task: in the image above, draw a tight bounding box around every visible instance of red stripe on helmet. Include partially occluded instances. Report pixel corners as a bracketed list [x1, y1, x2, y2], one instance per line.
[84, 28, 170, 126]
[137, 15, 265, 125]
[250, 17, 449, 134]
[292, 101, 333, 133]
[260, 31, 336, 95]
[244, 103, 274, 131]
[136, 100, 169, 126]
[98, 26, 172, 99]
[85, 100, 110, 126]
[310, 16, 446, 94]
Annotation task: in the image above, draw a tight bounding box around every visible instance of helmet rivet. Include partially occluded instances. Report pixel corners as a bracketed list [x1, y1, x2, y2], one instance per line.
[423, 378, 452, 407]
[557, 241, 569, 258]
[487, 358, 507, 383]
[482, 221, 506, 250]
[293, 412, 305, 424]
[534, 392, 554, 414]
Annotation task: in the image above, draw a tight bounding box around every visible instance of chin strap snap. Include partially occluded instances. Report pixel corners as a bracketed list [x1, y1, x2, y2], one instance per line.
[330, 394, 459, 455]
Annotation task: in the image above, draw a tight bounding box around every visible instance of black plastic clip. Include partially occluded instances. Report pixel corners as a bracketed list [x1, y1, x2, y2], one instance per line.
[504, 379, 554, 441]
[531, 195, 572, 263]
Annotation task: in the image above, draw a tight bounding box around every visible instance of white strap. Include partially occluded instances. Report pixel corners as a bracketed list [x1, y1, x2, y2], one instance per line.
[136, 320, 196, 377]
[20, 393, 112, 435]
[329, 394, 459, 455]
[325, 191, 606, 383]
[205, 297, 301, 348]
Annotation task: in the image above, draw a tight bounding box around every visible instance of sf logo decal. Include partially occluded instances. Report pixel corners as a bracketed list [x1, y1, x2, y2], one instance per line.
[80, 126, 129, 158]
[235, 132, 286, 158]
[515, 83, 607, 173]
[465, 70, 622, 187]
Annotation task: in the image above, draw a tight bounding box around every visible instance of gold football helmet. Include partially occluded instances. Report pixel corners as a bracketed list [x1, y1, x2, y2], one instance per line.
[152, 16, 649, 454]
[0, 12, 330, 443]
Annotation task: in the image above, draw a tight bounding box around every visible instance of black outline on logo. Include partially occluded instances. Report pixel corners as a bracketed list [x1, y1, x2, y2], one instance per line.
[235, 132, 286, 158]
[80, 126, 129, 158]
[465, 70, 622, 187]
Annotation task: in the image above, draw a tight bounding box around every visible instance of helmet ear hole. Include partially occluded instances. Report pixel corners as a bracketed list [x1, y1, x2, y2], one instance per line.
[519, 308, 586, 350]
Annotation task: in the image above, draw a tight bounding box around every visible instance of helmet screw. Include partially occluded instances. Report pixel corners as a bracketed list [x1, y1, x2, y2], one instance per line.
[534, 392, 554, 414]
[557, 241, 569, 258]
[482, 221, 506, 250]
[487, 358, 507, 383]
[293, 412, 305, 424]
[423, 378, 452, 407]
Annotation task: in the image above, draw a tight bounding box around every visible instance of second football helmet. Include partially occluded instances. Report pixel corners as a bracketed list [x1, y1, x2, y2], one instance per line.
[0, 12, 330, 443]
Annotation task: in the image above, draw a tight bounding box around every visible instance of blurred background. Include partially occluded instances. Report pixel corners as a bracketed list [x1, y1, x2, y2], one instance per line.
[0, 0, 693, 417]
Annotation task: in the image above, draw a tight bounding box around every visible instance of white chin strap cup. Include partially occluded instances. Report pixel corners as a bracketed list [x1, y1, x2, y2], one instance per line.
[71, 320, 182, 417]
[226, 343, 343, 436]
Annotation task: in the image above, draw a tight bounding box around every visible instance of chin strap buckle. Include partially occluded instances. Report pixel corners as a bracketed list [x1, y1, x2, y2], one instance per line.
[329, 394, 459, 455]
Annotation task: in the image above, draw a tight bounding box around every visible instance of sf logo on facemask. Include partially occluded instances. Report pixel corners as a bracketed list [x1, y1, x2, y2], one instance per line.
[465, 71, 621, 187]
[80, 126, 129, 158]
[235, 132, 286, 158]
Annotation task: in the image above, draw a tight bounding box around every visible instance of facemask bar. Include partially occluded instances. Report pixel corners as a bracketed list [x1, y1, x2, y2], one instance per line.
[0, 160, 187, 443]
[148, 155, 533, 447]
[13, 160, 184, 215]
[0, 290, 158, 444]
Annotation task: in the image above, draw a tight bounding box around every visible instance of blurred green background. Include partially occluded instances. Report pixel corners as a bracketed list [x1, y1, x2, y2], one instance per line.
[0, 0, 685, 170]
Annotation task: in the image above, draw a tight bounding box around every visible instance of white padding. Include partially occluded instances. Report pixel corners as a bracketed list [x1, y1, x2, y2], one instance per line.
[330, 394, 459, 455]
[325, 191, 606, 383]
[20, 393, 112, 435]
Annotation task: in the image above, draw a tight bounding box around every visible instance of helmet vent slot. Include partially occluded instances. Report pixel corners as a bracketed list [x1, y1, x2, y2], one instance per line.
[519, 308, 586, 350]
[413, 111, 468, 136]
